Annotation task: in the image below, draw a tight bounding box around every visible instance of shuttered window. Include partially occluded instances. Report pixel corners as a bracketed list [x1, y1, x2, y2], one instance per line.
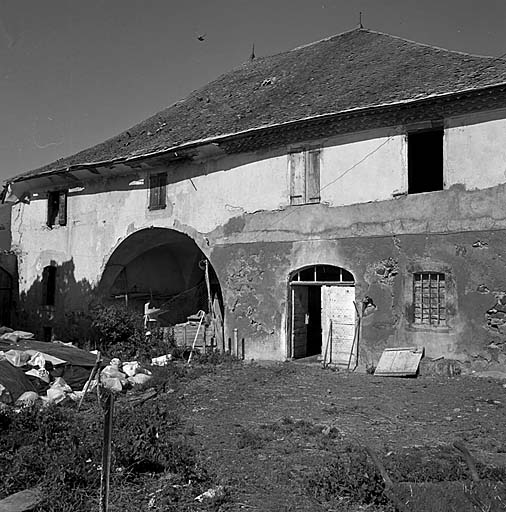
[47, 191, 67, 227]
[149, 173, 167, 210]
[413, 272, 445, 326]
[289, 149, 320, 205]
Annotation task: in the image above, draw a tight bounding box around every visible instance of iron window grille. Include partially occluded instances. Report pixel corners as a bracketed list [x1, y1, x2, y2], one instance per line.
[413, 272, 446, 326]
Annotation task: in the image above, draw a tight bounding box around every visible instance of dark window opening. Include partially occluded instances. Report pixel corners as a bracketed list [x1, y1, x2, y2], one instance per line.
[413, 272, 446, 326]
[408, 129, 444, 194]
[42, 266, 57, 306]
[289, 148, 320, 205]
[47, 191, 67, 227]
[149, 173, 167, 210]
[43, 326, 53, 343]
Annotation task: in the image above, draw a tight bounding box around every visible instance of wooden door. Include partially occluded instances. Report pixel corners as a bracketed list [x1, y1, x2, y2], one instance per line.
[292, 286, 308, 358]
[321, 286, 356, 367]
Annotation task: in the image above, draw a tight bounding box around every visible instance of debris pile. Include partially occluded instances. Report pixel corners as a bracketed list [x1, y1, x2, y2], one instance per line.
[0, 328, 153, 406]
[100, 357, 152, 392]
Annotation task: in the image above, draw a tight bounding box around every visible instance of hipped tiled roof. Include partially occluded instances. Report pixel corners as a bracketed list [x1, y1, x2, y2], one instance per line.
[13, 28, 506, 181]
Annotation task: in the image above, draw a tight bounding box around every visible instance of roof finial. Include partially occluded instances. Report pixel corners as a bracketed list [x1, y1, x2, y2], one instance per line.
[250, 43, 256, 61]
[359, 11, 363, 29]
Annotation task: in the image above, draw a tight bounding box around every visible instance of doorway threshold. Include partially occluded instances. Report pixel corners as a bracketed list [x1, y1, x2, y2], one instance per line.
[292, 354, 322, 364]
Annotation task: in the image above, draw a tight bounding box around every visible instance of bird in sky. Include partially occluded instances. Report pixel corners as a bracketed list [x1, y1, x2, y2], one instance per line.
[197, 33, 206, 42]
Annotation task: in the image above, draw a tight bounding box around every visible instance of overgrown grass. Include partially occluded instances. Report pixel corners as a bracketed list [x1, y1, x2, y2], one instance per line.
[0, 395, 225, 511]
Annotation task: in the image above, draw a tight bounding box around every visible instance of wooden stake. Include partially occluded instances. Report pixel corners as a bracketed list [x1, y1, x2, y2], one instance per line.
[99, 392, 114, 512]
[78, 351, 101, 411]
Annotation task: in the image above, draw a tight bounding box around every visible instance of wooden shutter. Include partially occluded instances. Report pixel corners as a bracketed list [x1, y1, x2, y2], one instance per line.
[149, 174, 159, 209]
[306, 149, 320, 203]
[58, 191, 67, 226]
[158, 173, 167, 208]
[149, 173, 167, 209]
[289, 152, 305, 205]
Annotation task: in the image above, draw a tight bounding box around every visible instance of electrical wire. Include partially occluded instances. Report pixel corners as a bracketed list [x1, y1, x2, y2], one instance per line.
[267, 135, 394, 229]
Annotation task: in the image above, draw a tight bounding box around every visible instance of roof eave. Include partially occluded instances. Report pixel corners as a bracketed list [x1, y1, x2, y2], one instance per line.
[8, 80, 506, 187]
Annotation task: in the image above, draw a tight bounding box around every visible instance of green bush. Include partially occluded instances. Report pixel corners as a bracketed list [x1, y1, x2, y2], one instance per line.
[89, 304, 169, 362]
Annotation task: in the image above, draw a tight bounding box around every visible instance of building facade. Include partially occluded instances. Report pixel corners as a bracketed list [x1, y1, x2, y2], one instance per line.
[6, 29, 506, 369]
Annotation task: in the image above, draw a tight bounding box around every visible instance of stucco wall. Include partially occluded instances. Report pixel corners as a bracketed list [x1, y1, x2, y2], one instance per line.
[10, 108, 506, 365]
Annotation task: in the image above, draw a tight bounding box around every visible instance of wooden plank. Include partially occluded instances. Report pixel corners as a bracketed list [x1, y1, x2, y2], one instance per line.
[0, 488, 42, 512]
[375, 347, 424, 376]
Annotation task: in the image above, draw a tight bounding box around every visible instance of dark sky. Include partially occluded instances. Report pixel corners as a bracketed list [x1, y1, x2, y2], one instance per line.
[0, 0, 505, 181]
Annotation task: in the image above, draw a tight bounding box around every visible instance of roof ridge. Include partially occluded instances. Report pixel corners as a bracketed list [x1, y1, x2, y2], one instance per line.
[290, 26, 364, 52]
[363, 27, 498, 60]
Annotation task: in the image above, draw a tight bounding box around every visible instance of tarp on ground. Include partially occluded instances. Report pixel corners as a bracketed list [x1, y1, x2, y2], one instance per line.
[0, 360, 36, 402]
[0, 339, 97, 367]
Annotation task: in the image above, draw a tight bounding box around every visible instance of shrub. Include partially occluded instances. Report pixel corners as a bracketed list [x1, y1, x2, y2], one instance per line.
[89, 304, 169, 362]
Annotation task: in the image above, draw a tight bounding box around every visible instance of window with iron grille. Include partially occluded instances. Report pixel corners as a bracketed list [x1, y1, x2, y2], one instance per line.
[413, 272, 446, 326]
[148, 173, 167, 210]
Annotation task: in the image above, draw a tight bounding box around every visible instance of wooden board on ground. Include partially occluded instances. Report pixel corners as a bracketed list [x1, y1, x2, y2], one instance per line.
[374, 346, 424, 376]
[0, 487, 42, 512]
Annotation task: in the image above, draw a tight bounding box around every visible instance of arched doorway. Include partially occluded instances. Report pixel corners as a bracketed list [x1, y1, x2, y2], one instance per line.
[99, 228, 223, 330]
[289, 265, 356, 366]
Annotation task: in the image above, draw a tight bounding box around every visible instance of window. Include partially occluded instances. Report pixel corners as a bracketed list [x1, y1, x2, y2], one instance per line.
[42, 266, 56, 306]
[408, 129, 443, 194]
[289, 148, 320, 205]
[149, 173, 167, 210]
[413, 272, 445, 326]
[47, 191, 67, 227]
[43, 326, 53, 343]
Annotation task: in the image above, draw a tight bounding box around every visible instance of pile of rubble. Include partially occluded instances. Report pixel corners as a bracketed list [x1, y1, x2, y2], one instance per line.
[0, 328, 153, 407]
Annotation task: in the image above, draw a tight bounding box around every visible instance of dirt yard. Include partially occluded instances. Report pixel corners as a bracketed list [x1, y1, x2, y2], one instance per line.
[176, 361, 506, 511]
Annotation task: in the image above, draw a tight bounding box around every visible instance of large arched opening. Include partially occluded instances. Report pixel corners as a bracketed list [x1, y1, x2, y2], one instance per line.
[289, 264, 356, 366]
[99, 228, 223, 331]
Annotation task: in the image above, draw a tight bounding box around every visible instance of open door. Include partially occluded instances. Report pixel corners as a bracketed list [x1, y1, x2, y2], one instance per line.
[321, 285, 356, 367]
[292, 286, 308, 358]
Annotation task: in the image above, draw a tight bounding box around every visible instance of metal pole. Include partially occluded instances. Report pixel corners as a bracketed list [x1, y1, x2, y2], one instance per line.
[100, 392, 114, 512]
[233, 328, 238, 357]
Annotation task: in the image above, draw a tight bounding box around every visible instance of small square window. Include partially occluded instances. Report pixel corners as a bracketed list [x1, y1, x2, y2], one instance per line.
[413, 272, 445, 326]
[408, 129, 443, 194]
[289, 148, 320, 205]
[149, 173, 167, 210]
[47, 191, 67, 227]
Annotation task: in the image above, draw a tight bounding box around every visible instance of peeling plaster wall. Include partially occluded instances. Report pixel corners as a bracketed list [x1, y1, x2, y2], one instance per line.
[10, 108, 506, 365]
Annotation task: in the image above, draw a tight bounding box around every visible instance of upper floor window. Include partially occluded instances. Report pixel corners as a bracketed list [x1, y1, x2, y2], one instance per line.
[408, 129, 443, 194]
[149, 173, 167, 210]
[47, 190, 67, 227]
[289, 148, 320, 205]
[413, 272, 445, 326]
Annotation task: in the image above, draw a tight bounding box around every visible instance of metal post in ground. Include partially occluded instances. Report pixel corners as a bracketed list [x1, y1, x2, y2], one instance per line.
[99, 392, 114, 512]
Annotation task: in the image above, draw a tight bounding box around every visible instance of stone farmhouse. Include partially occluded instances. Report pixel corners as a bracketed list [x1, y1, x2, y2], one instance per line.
[5, 28, 506, 370]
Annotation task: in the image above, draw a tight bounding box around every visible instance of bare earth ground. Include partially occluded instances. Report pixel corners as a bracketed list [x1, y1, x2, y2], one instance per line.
[176, 361, 506, 511]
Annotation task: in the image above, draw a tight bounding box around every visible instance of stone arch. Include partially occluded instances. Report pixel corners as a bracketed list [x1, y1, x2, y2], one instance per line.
[98, 227, 223, 327]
